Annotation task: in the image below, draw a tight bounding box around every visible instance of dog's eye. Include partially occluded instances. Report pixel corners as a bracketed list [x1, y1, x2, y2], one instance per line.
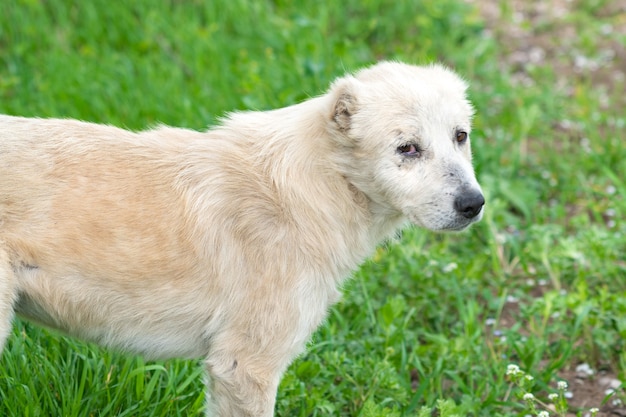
[456, 131, 468, 144]
[397, 144, 420, 157]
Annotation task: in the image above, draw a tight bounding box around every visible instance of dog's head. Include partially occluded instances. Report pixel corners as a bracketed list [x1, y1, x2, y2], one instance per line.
[328, 61, 483, 231]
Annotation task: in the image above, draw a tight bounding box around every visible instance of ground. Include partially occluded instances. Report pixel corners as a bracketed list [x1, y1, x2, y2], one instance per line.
[0, 1, 624, 415]
[469, 1, 626, 415]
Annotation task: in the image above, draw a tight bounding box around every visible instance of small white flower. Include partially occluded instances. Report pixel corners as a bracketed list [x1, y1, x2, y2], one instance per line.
[580, 137, 592, 153]
[590, 408, 599, 413]
[506, 295, 519, 303]
[548, 393, 558, 401]
[537, 411, 550, 417]
[525, 375, 534, 381]
[506, 364, 521, 376]
[442, 262, 458, 273]
[600, 23, 613, 35]
[557, 380, 568, 390]
[523, 393, 535, 401]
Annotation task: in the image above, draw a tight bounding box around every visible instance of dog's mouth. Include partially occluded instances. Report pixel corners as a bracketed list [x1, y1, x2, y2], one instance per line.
[448, 207, 484, 231]
[443, 217, 481, 232]
[408, 206, 484, 232]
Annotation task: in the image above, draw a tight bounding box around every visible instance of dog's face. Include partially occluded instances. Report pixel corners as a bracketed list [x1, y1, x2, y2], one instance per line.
[329, 62, 484, 231]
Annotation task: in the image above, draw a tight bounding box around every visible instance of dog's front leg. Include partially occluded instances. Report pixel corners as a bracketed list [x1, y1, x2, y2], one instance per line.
[204, 345, 284, 417]
[202, 303, 309, 417]
[0, 247, 18, 353]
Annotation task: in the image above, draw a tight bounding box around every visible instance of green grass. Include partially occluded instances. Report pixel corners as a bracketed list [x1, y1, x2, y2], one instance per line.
[1, 0, 625, 415]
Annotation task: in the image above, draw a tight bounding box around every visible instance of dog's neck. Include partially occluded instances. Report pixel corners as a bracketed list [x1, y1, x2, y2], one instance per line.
[254, 99, 407, 278]
[199, 98, 407, 287]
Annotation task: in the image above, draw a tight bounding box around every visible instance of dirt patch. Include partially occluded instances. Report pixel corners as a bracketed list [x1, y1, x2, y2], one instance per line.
[559, 367, 626, 416]
[467, 0, 626, 97]
[488, 293, 625, 415]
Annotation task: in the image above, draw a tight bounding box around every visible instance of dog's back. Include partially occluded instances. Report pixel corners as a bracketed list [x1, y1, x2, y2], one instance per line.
[0, 116, 223, 357]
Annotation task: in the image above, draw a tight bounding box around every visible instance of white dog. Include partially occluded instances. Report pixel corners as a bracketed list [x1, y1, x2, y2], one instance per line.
[0, 62, 483, 416]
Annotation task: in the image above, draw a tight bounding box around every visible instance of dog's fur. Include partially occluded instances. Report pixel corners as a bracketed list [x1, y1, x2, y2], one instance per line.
[0, 62, 483, 416]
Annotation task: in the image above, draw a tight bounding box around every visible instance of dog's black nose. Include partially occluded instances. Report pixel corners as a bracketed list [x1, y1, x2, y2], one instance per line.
[454, 190, 485, 219]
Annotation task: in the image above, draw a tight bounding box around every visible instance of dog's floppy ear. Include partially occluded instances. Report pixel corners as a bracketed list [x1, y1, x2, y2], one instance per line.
[329, 76, 359, 133]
